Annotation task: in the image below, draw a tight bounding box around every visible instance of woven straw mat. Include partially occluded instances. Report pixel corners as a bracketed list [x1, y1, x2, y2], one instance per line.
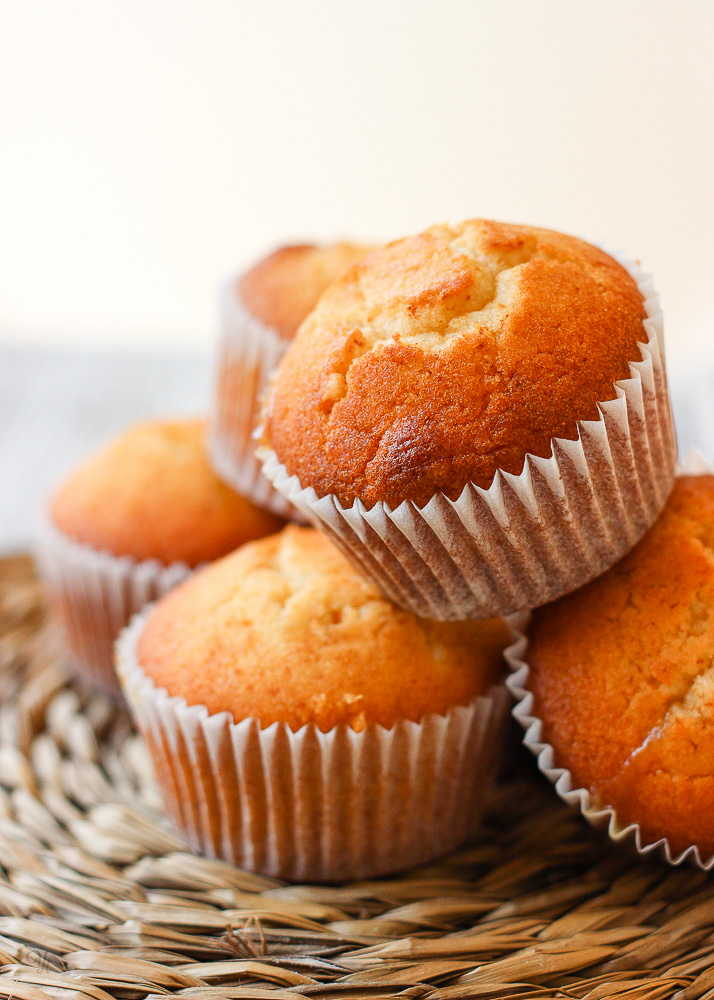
[0, 554, 712, 1000]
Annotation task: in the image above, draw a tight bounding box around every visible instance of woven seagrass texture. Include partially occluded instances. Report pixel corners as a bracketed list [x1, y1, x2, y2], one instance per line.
[1, 557, 713, 1000]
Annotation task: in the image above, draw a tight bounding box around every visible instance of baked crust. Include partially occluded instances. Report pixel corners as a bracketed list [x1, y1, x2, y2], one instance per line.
[137, 525, 508, 732]
[51, 418, 282, 566]
[528, 475, 714, 856]
[237, 243, 373, 340]
[266, 219, 645, 508]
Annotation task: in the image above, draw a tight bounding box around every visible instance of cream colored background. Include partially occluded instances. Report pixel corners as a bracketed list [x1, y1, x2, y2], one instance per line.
[1, 0, 713, 370]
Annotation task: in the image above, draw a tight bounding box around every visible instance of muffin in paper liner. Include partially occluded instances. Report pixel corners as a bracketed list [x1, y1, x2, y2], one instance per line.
[209, 283, 305, 522]
[34, 513, 192, 695]
[116, 605, 512, 883]
[505, 451, 714, 873]
[259, 251, 676, 621]
[505, 619, 714, 871]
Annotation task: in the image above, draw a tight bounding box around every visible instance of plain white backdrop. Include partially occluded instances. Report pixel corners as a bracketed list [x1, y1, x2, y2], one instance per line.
[1, 0, 713, 370]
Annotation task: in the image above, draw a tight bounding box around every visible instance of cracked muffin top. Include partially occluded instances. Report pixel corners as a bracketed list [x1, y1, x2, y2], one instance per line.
[137, 525, 508, 731]
[50, 418, 283, 566]
[265, 219, 646, 509]
[527, 475, 714, 856]
[237, 243, 373, 340]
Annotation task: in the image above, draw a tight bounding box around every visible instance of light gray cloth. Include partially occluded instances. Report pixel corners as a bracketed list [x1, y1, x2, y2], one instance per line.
[0, 345, 710, 554]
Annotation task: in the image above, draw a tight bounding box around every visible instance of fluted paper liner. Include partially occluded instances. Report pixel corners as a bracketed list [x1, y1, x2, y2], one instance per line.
[506, 455, 714, 871]
[117, 606, 512, 883]
[34, 514, 192, 694]
[259, 251, 676, 620]
[209, 283, 304, 521]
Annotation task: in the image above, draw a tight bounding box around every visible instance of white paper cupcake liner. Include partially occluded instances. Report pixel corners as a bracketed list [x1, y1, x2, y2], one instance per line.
[34, 515, 192, 695]
[505, 451, 714, 872]
[259, 250, 676, 620]
[208, 283, 305, 522]
[117, 605, 512, 883]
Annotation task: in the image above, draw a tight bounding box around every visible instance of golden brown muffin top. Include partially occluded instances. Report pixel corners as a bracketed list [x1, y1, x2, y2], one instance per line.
[266, 219, 645, 509]
[50, 418, 283, 566]
[528, 475, 714, 855]
[237, 243, 373, 340]
[138, 525, 508, 732]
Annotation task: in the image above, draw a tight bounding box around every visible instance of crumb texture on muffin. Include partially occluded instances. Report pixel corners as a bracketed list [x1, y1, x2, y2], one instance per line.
[267, 219, 646, 508]
[528, 475, 714, 856]
[50, 419, 282, 566]
[238, 243, 373, 340]
[137, 525, 508, 731]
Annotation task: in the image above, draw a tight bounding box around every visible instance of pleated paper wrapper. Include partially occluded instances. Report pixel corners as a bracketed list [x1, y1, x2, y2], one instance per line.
[506, 455, 714, 872]
[209, 282, 305, 522]
[117, 606, 512, 883]
[34, 515, 192, 695]
[260, 252, 676, 620]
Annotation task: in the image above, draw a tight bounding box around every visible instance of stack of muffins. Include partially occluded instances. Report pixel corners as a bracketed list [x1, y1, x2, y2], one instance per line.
[38, 218, 714, 880]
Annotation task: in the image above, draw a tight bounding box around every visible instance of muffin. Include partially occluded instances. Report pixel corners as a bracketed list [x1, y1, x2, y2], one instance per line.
[507, 472, 714, 866]
[260, 219, 676, 620]
[209, 242, 373, 518]
[36, 418, 282, 693]
[117, 525, 510, 882]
